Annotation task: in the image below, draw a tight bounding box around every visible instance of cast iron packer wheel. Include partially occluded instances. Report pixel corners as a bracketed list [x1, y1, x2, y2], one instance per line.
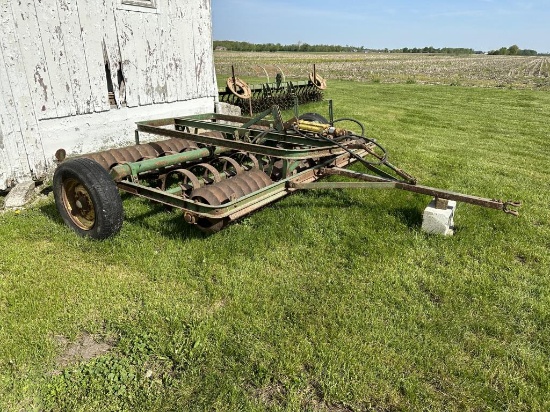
[298, 112, 329, 124]
[195, 217, 229, 234]
[53, 158, 123, 239]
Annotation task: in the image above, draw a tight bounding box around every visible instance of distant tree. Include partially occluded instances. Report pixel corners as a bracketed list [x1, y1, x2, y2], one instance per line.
[508, 44, 520, 55]
[519, 49, 537, 56]
[488, 45, 538, 55]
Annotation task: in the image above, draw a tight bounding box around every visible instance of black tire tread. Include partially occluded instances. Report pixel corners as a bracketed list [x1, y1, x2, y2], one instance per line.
[53, 158, 123, 239]
[298, 112, 329, 124]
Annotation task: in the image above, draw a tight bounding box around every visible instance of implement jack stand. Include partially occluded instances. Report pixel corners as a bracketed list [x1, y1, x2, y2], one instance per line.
[422, 198, 456, 236]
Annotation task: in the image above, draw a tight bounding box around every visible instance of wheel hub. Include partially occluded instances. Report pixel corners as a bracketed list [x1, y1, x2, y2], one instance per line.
[62, 178, 96, 230]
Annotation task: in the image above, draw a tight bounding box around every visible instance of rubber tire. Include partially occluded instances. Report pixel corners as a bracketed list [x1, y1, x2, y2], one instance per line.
[298, 112, 329, 124]
[53, 158, 124, 240]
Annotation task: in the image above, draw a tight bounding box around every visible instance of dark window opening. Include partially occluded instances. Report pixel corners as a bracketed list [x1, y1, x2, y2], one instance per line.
[117, 65, 126, 106]
[105, 62, 115, 106]
[104, 61, 127, 108]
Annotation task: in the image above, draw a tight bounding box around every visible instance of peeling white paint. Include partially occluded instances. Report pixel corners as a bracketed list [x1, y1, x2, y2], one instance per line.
[0, 0, 217, 191]
[39, 98, 214, 160]
[0, 2, 46, 183]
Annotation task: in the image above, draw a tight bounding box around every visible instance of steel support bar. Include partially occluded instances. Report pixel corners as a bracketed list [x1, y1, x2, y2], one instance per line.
[116, 177, 288, 219]
[288, 182, 396, 190]
[323, 167, 520, 214]
[173, 117, 336, 148]
[185, 112, 272, 127]
[135, 123, 350, 160]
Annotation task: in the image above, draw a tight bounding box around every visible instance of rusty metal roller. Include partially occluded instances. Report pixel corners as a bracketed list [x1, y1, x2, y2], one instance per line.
[82, 138, 196, 171]
[201, 184, 246, 205]
[219, 171, 254, 195]
[110, 146, 145, 164]
[191, 169, 273, 205]
[148, 138, 198, 155]
[82, 143, 156, 170]
[84, 151, 120, 171]
[84, 145, 155, 170]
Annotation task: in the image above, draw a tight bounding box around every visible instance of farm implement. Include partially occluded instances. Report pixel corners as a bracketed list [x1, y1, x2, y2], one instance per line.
[53, 101, 520, 239]
[218, 65, 326, 114]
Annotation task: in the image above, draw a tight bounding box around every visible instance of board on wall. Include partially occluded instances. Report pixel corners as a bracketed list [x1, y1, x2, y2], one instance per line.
[0, 0, 217, 190]
[4, 0, 216, 116]
[0, 2, 46, 183]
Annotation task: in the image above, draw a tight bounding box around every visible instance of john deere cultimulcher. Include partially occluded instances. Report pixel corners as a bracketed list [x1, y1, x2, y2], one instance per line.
[53, 102, 520, 239]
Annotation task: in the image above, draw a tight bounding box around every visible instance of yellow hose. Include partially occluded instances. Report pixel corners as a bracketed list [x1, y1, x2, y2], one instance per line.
[296, 120, 348, 137]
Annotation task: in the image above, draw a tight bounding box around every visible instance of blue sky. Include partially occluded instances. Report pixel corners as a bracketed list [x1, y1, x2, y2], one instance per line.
[212, 0, 550, 52]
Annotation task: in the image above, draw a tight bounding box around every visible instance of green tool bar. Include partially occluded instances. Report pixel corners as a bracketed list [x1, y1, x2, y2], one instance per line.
[183, 113, 272, 127]
[109, 146, 230, 181]
[172, 117, 336, 148]
[136, 123, 346, 160]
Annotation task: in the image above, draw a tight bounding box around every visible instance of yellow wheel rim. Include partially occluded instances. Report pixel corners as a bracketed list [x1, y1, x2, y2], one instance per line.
[61, 177, 96, 230]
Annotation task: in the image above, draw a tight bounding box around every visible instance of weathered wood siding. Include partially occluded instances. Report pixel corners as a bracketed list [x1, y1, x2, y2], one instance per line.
[0, 0, 217, 190]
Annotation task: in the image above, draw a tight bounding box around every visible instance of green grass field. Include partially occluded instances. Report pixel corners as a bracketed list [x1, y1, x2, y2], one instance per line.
[1, 81, 549, 411]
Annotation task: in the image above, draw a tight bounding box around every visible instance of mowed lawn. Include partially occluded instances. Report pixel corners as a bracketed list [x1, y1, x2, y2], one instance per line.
[1, 82, 549, 411]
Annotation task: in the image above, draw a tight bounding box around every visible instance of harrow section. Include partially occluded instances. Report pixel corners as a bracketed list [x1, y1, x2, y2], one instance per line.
[218, 65, 326, 114]
[53, 102, 520, 239]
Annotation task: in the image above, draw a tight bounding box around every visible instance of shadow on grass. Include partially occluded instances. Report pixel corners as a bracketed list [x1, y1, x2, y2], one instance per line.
[388, 206, 423, 229]
[122, 204, 210, 240]
[39, 201, 64, 225]
[117, 193, 221, 240]
[38, 193, 208, 240]
[271, 190, 425, 229]
[277, 189, 362, 208]
[39, 186, 423, 240]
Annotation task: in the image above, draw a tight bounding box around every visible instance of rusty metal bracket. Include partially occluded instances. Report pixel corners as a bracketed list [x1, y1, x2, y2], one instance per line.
[503, 201, 522, 216]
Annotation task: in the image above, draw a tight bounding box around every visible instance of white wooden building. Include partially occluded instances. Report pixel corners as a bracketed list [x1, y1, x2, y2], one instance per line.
[0, 0, 218, 191]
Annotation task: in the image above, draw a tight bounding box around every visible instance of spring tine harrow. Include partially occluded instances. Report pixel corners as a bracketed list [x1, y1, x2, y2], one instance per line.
[219, 65, 326, 114]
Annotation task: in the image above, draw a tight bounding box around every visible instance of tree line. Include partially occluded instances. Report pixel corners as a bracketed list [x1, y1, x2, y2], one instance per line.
[213, 41, 364, 53]
[399, 47, 475, 54]
[213, 41, 541, 55]
[487, 45, 537, 56]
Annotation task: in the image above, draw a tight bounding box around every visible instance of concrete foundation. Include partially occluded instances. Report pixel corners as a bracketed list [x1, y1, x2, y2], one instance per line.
[421, 199, 456, 236]
[215, 101, 241, 116]
[3, 180, 35, 209]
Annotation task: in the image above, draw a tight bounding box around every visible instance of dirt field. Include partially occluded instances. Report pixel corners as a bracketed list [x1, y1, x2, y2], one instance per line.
[214, 51, 550, 90]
